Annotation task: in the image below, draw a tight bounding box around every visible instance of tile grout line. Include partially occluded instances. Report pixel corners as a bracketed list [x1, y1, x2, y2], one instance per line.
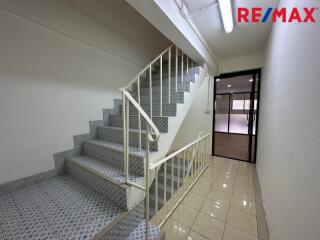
[222, 163, 237, 240]
[226, 164, 260, 239]
[187, 158, 222, 240]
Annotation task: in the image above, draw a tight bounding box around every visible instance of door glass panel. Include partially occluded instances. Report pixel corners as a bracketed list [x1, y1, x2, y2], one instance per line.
[213, 73, 260, 163]
[215, 94, 229, 132]
[229, 93, 248, 134]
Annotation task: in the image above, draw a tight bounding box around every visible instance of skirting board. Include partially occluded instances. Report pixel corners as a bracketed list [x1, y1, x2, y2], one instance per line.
[0, 149, 73, 195]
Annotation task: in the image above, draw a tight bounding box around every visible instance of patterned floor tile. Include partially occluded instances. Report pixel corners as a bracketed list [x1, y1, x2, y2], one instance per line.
[0, 175, 124, 240]
[126, 221, 161, 240]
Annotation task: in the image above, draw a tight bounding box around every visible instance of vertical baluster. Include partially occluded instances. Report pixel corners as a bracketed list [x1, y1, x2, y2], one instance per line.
[206, 135, 210, 165]
[171, 158, 174, 197]
[175, 47, 178, 93]
[155, 167, 159, 214]
[149, 66, 153, 120]
[164, 162, 167, 203]
[183, 150, 186, 183]
[188, 147, 191, 181]
[177, 154, 180, 189]
[181, 52, 184, 84]
[168, 47, 171, 104]
[203, 139, 205, 169]
[160, 56, 163, 117]
[201, 139, 204, 170]
[122, 92, 128, 183]
[186, 56, 189, 75]
[196, 141, 199, 174]
[145, 125, 150, 240]
[137, 77, 142, 150]
[191, 144, 195, 179]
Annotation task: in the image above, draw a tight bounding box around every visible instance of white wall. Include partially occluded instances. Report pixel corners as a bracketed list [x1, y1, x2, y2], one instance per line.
[171, 54, 263, 153]
[257, 0, 320, 239]
[218, 54, 264, 73]
[170, 76, 214, 153]
[0, 0, 170, 184]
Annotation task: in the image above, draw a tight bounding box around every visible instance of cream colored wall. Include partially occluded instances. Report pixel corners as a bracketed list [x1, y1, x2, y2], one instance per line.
[256, 0, 320, 239]
[0, 0, 170, 184]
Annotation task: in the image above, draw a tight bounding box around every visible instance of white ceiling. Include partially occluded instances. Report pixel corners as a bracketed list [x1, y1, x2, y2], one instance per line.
[182, 0, 279, 59]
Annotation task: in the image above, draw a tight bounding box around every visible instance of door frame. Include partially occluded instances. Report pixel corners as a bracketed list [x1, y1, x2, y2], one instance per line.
[212, 69, 262, 163]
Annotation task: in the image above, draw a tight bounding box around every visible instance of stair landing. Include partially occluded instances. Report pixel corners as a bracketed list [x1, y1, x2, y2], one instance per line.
[0, 175, 124, 239]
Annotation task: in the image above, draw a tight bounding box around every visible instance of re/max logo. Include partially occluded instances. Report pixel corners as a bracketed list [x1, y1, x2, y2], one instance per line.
[237, 7, 318, 23]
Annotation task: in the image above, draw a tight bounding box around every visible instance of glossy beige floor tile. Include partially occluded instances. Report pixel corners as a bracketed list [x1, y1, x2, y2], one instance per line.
[183, 192, 206, 210]
[197, 177, 214, 188]
[201, 199, 228, 222]
[191, 183, 210, 197]
[161, 157, 265, 240]
[162, 218, 190, 240]
[227, 208, 258, 236]
[172, 203, 199, 228]
[230, 196, 256, 216]
[207, 188, 232, 205]
[212, 181, 234, 194]
[223, 224, 258, 240]
[192, 212, 225, 240]
[233, 187, 255, 201]
[220, 167, 237, 176]
[234, 179, 253, 190]
[186, 230, 209, 240]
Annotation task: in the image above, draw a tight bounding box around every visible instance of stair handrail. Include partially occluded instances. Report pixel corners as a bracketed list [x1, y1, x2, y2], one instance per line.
[123, 45, 173, 90]
[184, 132, 208, 177]
[119, 89, 160, 142]
[148, 132, 210, 228]
[149, 132, 210, 169]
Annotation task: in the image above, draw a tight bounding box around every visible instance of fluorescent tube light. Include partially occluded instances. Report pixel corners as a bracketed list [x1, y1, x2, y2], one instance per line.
[218, 0, 234, 33]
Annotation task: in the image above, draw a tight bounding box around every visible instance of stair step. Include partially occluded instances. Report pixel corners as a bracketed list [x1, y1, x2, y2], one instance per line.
[109, 115, 169, 133]
[83, 139, 145, 176]
[126, 221, 162, 240]
[128, 102, 177, 117]
[66, 155, 134, 210]
[138, 80, 191, 96]
[97, 201, 146, 240]
[97, 126, 158, 151]
[138, 92, 185, 104]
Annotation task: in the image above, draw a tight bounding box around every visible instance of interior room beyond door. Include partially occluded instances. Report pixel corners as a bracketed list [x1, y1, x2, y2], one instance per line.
[213, 70, 260, 162]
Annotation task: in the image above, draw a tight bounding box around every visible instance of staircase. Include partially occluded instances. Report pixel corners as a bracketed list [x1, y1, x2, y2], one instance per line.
[0, 45, 208, 240]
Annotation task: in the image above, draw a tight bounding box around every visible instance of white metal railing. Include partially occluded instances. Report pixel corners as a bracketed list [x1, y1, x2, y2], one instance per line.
[149, 132, 210, 227]
[119, 44, 201, 239]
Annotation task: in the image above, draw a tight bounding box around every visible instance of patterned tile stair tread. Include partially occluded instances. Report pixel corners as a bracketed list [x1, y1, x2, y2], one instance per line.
[125, 221, 161, 240]
[0, 175, 125, 240]
[68, 155, 144, 183]
[86, 139, 146, 157]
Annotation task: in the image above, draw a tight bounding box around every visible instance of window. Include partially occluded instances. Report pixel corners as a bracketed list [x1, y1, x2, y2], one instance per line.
[232, 99, 257, 110]
[232, 100, 244, 110]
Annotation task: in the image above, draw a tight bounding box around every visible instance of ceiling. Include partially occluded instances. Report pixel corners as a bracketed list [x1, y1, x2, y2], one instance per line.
[182, 0, 279, 59]
[216, 74, 257, 93]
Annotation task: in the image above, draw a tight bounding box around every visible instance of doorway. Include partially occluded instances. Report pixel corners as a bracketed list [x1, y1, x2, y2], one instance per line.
[212, 69, 261, 163]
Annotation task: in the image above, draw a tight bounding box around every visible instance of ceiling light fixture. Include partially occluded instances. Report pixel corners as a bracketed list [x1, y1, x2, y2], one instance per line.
[249, 79, 254, 82]
[218, 0, 234, 33]
[227, 84, 232, 88]
[216, 78, 220, 82]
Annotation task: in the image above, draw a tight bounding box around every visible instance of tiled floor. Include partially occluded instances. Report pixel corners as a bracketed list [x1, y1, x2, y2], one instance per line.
[161, 156, 269, 240]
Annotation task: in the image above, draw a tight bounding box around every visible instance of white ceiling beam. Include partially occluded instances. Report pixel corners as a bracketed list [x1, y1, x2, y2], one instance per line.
[126, 0, 219, 74]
